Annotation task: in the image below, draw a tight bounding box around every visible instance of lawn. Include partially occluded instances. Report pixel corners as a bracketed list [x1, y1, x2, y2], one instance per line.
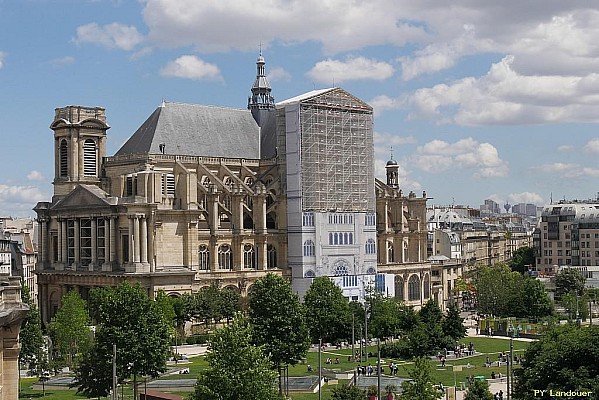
[18, 336, 531, 400]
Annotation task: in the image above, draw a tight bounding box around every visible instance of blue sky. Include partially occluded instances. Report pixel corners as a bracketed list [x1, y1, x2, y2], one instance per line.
[1, 0, 599, 217]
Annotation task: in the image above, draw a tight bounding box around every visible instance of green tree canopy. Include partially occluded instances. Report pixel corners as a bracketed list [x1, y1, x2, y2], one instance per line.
[72, 282, 171, 399]
[555, 267, 586, 298]
[368, 294, 404, 339]
[248, 273, 310, 394]
[19, 284, 44, 370]
[190, 314, 279, 400]
[399, 357, 443, 400]
[514, 324, 599, 399]
[331, 382, 366, 400]
[509, 246, 535, 274]
[473, 263, 553, 319]
[442, 303, 466, 342]
[48, 290, 91, 369]
[464, 379, 494, 400]
[303, 276, 352, 344]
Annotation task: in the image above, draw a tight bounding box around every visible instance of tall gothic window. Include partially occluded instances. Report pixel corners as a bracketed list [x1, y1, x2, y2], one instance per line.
[408, 275, 421, 301]
[365, 239, 376, 254]
[423, 274, 430, 299]
[303, 240, 315, 257]
[198, 245, 210, 271]
[83, 139, 97, 176]
[267, 244, 277, 269]
[218, 245, 232, 270]
[243, 244, 256, 269]
[395, 275, 404, 301]
[59, 139, 68, 177]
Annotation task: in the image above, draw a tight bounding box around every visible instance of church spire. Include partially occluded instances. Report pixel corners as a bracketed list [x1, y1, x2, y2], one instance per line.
[248, 49, 275, 127]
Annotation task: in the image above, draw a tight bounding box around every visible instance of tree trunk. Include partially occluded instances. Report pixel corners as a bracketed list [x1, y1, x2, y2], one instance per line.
[133, 373, 138, 400]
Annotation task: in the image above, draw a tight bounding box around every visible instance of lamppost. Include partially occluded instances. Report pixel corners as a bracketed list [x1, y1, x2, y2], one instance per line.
[506, 321, 518, 400]
[318, 338, 322, 400]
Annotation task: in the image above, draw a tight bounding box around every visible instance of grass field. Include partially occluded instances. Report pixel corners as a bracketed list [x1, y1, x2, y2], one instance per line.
[19, 336, 531, 400]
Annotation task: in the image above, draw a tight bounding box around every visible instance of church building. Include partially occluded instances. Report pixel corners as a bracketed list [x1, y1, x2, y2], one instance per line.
[34, 54, 432, 323]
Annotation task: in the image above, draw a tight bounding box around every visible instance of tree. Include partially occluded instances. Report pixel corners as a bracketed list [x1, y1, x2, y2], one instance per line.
[418, 300, 450, 352]
[48, 290, 92, 369]
[399, 357, 443, 400]
[555, 268, 586, 299]
[19, 285, 44, 371]
[248, 273, 310, 395]
[72, 282, 171, 399]
[331, 382, 366, 400]
[463, 379, 494, 400]
[304, 276, 352, 344]
[219, 287, 241, 323]
[190, 314, 279, 400]
[442, 303, 466, 342]
[509, 246, 535, 274]
[368, 294, 403, 339]
[473, 263, 552, 319]
[513, 324, 599, 399]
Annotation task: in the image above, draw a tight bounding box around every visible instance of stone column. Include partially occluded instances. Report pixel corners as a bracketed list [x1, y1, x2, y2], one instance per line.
[109, 216, 117, 264]
[91, 218, 97, 269]
[61, 220, 67, 264]
[403, 276, 409, 303]
[257, 237, 267, 270]
[210, 238, 218, 272]
[147, 213, 155, 272]
[128, 217, 135, 264]
[73, 219, 80, 266]
[133, 216, 141, 264]
[40, 218, 48, 263]
[141, 216, 148, 264]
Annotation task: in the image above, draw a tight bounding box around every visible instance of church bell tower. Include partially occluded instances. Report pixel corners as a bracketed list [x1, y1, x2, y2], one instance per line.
[50, 106, 109, 198]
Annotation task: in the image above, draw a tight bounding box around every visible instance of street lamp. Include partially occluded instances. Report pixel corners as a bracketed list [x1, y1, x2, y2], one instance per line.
[506, 321, 519, 400]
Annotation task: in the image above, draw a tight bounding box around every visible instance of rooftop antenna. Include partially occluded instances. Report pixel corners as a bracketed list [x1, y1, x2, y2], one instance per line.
[390, 146, 394, 160]
[550, 192, 553, 204]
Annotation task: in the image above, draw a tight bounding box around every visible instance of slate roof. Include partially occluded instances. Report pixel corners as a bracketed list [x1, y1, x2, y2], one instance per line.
[116, 102, 261, 159]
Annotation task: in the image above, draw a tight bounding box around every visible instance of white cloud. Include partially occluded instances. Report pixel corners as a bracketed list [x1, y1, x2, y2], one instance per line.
[399, 24, 495, 80]
[583, 138, 599, 154]
[408, 56, 599, 125]
[73, 22, 144, 50]
[535, 163, 599, 178]
[142, 0, 430, 54]
[369, 95, 403, 116]
[160, 55, 223, 81]
[306, 57, 394, 84]
[26, 171, 44, 181]
[0, 51, 6, 69]
[0, 184, 46, 217]
[267, 67, 291, 82]
[49, 56, 75, 66]
[412, 138, 508, 178]
[558, 145, 574, 152]
[508, 192, 545, 205]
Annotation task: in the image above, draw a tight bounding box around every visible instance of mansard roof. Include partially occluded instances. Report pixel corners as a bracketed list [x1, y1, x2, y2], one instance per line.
[115, 102, 261, 159]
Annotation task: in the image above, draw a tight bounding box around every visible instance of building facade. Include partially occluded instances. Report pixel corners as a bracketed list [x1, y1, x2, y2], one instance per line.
[34, 56, 432, 322]
[535, 201, 599, 276]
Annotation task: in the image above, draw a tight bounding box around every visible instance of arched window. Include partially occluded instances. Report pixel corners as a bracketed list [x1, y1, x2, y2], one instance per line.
[408, 275, 421, 301]
[303, 240, 315, 257]
[333, 260, 350, 276]
[83, 139, 97, 176]
[334, 233, 339, 245]
[349, 233, 353, 244]
[243, 244, 255, 269]
[344, 233, 348, 244]
[198, 245, 210, 270]
[59, 139, 68, 177]
[423, 273, 430, 299]
[365, 239, 376, 254]
[218, 245, 232, 270]
[387, 242, 394, 263]
[304, 270, 316, 278]
[329, 233, 333, 245]
[395, 275, 404, 301]
[267, 244, 277, 269]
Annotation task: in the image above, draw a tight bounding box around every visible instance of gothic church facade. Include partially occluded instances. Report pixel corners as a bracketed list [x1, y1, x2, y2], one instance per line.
[34, 55, 432, 323]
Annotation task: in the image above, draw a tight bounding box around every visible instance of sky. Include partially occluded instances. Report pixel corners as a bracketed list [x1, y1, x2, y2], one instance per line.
[1, 0, 599, 217]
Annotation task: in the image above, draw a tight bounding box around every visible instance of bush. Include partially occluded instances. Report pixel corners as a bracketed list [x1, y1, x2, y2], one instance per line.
[186, 334, 211, 345]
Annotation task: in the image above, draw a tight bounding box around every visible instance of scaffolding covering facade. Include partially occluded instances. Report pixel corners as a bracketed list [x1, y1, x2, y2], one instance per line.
[297, 88, 375, 212]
